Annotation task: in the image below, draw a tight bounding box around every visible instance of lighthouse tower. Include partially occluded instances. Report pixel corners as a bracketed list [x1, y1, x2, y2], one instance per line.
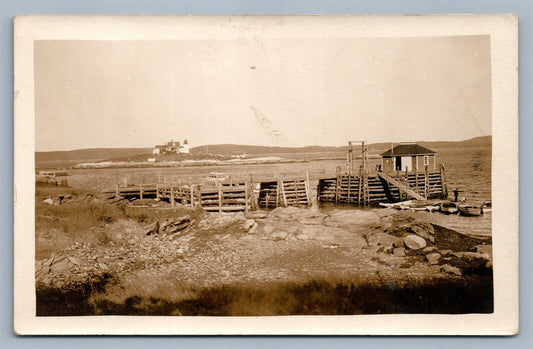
[180, 139, 190, 153]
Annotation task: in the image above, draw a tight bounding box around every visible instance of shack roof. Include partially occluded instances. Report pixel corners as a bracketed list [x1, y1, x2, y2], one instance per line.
[380, 144, 436, 157]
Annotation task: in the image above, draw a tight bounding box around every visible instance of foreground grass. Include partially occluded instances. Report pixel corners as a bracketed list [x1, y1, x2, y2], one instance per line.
[37, 275, 493, 316]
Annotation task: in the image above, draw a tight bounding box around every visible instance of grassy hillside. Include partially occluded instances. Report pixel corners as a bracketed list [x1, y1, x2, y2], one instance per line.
[35, 136, 491, 162]
[35, 148, 153, 162]
[192, 136, 492, 155]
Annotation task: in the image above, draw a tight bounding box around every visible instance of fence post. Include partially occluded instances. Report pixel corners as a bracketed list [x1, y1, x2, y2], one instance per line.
[425, 165, 429, 199]
[197, 185, 202, 207]
[218, 183, 223, 213]
[170, 185, 174, 207]
[245, 180, 249, 213]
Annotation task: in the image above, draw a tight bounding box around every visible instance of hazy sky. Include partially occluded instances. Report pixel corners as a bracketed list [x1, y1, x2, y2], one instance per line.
[34, 36, 491, 151]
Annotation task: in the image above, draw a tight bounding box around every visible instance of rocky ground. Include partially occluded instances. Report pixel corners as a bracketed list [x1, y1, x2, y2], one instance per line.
[35, 201, 492, 315]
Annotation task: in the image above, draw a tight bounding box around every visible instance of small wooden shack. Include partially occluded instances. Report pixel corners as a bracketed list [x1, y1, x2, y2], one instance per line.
[381, 144, 436, 172]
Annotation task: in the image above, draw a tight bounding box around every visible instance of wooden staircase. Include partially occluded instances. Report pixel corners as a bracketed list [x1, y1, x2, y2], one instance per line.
[258, 178, 311, 208]
[377, 172, 425, 200]
[280, 180, 310, 206]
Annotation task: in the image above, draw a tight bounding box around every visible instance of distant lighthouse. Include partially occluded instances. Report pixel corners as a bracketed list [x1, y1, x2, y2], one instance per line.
[179, 139, 190, 154]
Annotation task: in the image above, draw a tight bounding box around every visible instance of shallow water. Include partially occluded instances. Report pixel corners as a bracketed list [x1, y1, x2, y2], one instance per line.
[403, 210, 491, 237]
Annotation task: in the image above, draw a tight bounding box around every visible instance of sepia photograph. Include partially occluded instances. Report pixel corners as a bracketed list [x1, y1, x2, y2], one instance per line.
[14, 15, 518, 335]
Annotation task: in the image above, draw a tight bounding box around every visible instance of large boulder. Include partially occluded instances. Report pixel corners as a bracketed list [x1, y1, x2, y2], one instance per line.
[410, 223, 435, 243]
[404, 235, 427, 250]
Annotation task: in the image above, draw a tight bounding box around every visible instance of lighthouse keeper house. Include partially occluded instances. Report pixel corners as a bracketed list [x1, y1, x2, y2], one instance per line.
[380, 143, 437, 173]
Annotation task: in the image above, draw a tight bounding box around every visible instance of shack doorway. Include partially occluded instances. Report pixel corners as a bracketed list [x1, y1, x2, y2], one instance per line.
[395, 156, 402, 171]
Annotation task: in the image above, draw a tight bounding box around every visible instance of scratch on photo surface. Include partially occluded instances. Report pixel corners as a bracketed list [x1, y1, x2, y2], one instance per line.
[250, 105, 288, 145]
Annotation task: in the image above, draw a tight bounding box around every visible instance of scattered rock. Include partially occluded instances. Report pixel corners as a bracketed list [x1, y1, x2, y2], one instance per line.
[447, 251, 491, 273]
[160, 216, 192, 234]
[271, 231, 288, 241]
[441, 264, 462, 276]
[451, 251, 491, 261]
[367, 232, 402, 249]
[242, 219, 256, 230]
[422, 246, 439, 254]
[404, 235, 427, 250]
[262, 225, 275, 235]
[388, 213, 417, 236]
[247, 211, 268, 219]
[144, 221, 159, 236]
[231, 212, 246, 223]
[296, 233, 310, 241]
[475, 244, 493, 260]
[248, 222, 258, 234]
[392, 239, 404, 248]
[426, 253, 441, 265]
[43, 198, 54, 205]
[392, 247, 406, 257]
[298, 226, 322, 240]
[440, 249, 453, 256]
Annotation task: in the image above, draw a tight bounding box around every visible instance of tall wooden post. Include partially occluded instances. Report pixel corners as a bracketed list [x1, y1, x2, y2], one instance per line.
[335, 167, 340, 205]
[249, 174, 256, 211]
[190, 184, 195, 207]
[440, 164, 448, 199]
[156, 184, 160, 200]
[347, 172, 351, 204]
[305, 170, 311, 205]
[275, 173, 280, 207]
[415, 169, 419, 195]
[424, 165, 429, 199]
[358, 167, 362, 205]
[115, 184, 119, 197]
[140, 183, 143, 200]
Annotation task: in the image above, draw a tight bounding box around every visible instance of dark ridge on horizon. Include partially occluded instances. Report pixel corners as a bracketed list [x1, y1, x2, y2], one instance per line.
[35, 135, 491, 162]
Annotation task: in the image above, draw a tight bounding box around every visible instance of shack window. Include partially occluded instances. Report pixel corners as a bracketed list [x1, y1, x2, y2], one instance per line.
[423, 155, 429, 166]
